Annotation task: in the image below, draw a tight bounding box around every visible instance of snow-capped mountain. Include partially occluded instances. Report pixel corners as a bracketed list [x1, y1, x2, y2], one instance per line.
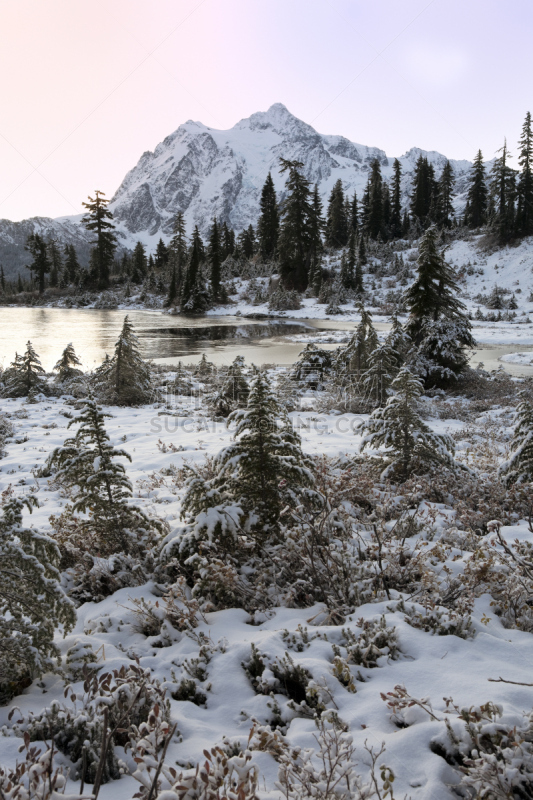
[0, 103, 475, 277]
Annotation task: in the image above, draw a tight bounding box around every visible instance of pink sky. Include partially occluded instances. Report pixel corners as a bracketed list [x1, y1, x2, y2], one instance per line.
[0, 0, 531, 221]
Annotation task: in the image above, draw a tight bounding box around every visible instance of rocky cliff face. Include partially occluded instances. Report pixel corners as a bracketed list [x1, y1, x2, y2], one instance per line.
[0, 103, 475, 275]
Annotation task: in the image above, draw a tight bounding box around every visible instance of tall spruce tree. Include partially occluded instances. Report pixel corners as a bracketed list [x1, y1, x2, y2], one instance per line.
[309, 184, 325, 259]
[349, 191, 359, 235]
[365, 159, 384, 240]
[403, 227, 474, 384]
[277, 158, 313, 291]
[47, 239, 63, 288]
[257, 172, 279, 259]
[208, 217, 222, 301]
[0, 495, 75, 689]
[516, 111, 533, 236]
[64, 244, 81, 285]
[358, 366, 457, 479]
[94, 316, 151, 404]
[131, 241, 148, 284]
[409, 155, 436, 226]
[154, 238, 169, 270]
[325, 179, 348, 248]
[436, 160, 455, 228]
[180, 226, 207, 311]
[82, 190, 117, 289]
[25, 233, 50, 294]
[490, 139, 516, 243]
[464, 150, 488, 228]
[390, 159, 403, 238]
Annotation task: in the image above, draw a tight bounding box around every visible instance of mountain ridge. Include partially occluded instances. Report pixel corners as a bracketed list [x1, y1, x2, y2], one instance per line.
[0, 103, 476, 278]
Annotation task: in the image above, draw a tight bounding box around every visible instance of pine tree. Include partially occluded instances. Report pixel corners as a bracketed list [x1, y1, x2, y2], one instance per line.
[47, 239, 62, 289]
[325, 179, 348, 248]
[490, 139, 516, 243]
[50, 397, 159, 553]
[365, 159, 384, 240]
[339, 250, 354, 291]
[292, 343, 332, 389]
[81, 190, 117, 289]
[181, 227, 207, 312]
[464, 150, 488, 228]
[358, 367, 457, 479]
[349, 191, 359, 235]
[516, 111, 533, 236]
[358, 235, 367, 266]
[409, 155, 436, 226]
[64, 244, 81, 285]
[335, 303, 378, 383]
[53, 343, 83, 383]
[436, 160, 455, 228]
[403, 227, 474, 383]
[237, 225, 256, 259]
[94, 316, 151, 404]
[221, 222, 235, 260]
[257, 172, 279, 259]
[500, 391, 533, 485]
[131, 241, 148, 284]
[0, 494, 75, 690]
[390, 159, 403, 238]
[4, 341, 46, 397]
[213, 356, 250, 416]
[167, 264, 178, 307]
[184, 371, 314, 537]
[154, 238, 169, 270]
[0, 266, 5, 293]
[25, 233, 50, 294]
[278, 158, 313, 291]
[208, 217, 222, 301]
[309, 184, 325, 259]
[362, 337, 397, 408]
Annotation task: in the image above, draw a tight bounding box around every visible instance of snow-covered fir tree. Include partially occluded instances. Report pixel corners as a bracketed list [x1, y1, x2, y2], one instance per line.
[182, 370, 314, 544]
[335, 303, 378, 384]
[3, 341, 46, 398]
[500, 391, 533, 485]
[93, 315, 152, 404]
[0, 494, 75, 693]
[403, 226, 474, 385]
[361, 337, 398, 407]
[53, 343, 83, 384]
[358, 366, 458, 479]
[49, 396, 161, 554]
[292, 343, 333, 389]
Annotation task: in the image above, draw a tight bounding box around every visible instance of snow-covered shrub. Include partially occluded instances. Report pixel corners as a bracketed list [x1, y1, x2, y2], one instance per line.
[431, 701, 533, 798]
[64, 640, 99, 682]
[0, 737, 88, 800]
[276, 717, 396, 800]
[499, 390, 533, 485]
[0, 495, 75, 702]
[398, 600, 474, 639]
[2, 342, 46, 398]
[244, 650, 326, 717]
[0, 411, 13, 456]
[268, 286, 302, 311]
[12, 664, 170, 786]
[134, 744, 259, 800]
[334, 617, 400, 669]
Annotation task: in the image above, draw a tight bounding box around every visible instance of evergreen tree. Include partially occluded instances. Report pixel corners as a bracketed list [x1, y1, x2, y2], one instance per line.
[237, 225, 256, 259]
[25, 233, 50, 294]
[277, 158, 313, 291]
[181, 227, 207, 312]
[154, 238, 169, 270]
[358, 367, 458, 479]
[325, 179, 348, 248]
[4, 341, 46, 397]
[335, 303, 378, 383]
[257, 172, 279, 259]
[208, 217, 222, 301]
[403, 227, 474, 384]
[464, 150, 488, 228]
[183, 371, 314, 537]
[0, 266, 5, 293]
[516, 111, 533, 236]
[390, 159, 403, 238]
[167, 264, 178, 306]
[221, 222, 235, 260]
[94, 316, 151, 404]
[81, 190, 117, 289]
[47, 239, 62, 289]
[357, 235, 367, 266]
[309, 184, 325, 260]
[213, 356, 250, 416]
[0, 495, 75, 690]
[50, 397, 159, 553]
[362, 337, 398, 408]
[131, 241, 148, 284]
[500, 391, 533, 484]
[64, 244, 81, 285]
[436, 160, 455, 228]
[409, 155, 436, 226]
[349, 191, 359, 235]
[365, 159, 384, 240]
[53, 343, 83, 383]
[490, 139, 516, 243]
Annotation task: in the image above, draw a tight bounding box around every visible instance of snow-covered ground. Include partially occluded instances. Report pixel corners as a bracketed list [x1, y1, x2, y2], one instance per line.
[1, 371, 532, 799]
